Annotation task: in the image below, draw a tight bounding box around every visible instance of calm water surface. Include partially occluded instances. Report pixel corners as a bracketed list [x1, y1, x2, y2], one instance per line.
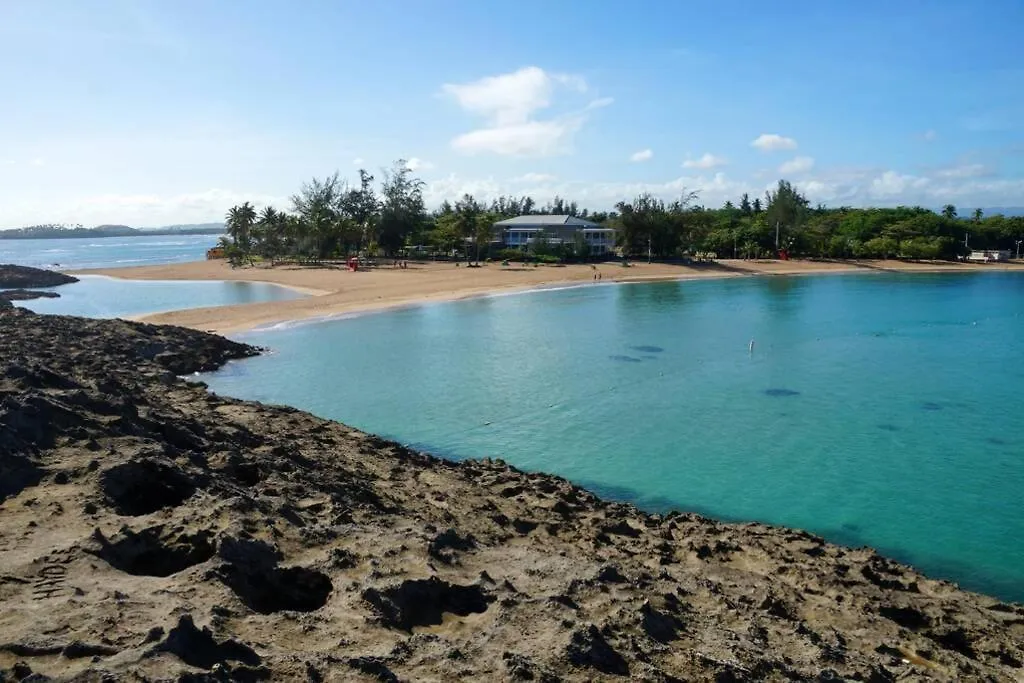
[1, 234, 217, 270]
[204, 272, 1024, 601]
[18, 275, 304, 319]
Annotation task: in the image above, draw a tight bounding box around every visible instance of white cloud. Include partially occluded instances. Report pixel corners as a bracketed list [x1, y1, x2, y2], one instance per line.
[406, 157, 434, 172]
[514, 172, 558, 183]
[778, 156, 815, 174]
[351, 157, 364, 165]
[451, 118, 584, 157]
[682, 153, 727, 169]
[443, 66, 606, 157]
[934, 163, 989, 179]
[630, 148, 653, 162]
[30, 158, 46, 167]
[869, 170, 931, 197]
[751, 133, 798, 151]
[443, 66, 569, 127]
[922, 129, 937, 142]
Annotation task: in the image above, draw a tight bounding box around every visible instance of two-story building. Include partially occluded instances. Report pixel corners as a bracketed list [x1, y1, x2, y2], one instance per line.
[492, 215, 616, 256]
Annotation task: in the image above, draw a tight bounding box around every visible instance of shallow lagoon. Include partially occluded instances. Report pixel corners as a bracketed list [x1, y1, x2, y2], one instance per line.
[201, 271, 1024, 601]
[17, 275, 304, 319]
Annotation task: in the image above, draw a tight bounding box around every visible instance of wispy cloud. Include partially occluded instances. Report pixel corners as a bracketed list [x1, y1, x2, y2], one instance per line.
[514, 172, 558, 183]
[934, 163, 990, 179]
[351, 157, 364, 165]
[778, 156, 815, 174]
[682, 153, 727, 169]
[751, 133, 798, 152]
[443, 66, 605, 157]
[630, 149, 653, 162]
[406, 157, 434, 172]
[921, 129, 937, 142]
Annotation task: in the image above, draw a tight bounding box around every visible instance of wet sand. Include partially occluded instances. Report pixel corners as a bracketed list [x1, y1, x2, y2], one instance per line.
[73, 258, 1024, 335]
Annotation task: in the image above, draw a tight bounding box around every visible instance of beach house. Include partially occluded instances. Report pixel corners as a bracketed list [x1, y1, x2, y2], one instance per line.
[967, 249, 1011, 263]
[493, 215, 616, 255]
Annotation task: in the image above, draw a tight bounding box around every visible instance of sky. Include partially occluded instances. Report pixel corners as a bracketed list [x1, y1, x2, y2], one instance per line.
[2, 0, 1024, 228]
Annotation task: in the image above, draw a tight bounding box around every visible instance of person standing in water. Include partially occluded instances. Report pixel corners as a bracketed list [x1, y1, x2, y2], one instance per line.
[748, 338, 755, 354]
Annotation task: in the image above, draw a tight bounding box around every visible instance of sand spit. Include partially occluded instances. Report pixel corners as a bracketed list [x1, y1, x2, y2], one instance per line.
[1, 306, 1022, 681]
[72, 258, 1024, 335]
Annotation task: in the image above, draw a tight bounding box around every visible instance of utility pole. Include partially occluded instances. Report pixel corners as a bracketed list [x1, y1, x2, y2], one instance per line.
[1016, 239, 1022, 260]
[774, 221, 780, 254]
[648, 235, 652, 263]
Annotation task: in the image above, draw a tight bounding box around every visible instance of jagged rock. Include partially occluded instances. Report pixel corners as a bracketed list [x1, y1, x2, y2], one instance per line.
[152, 614, 260, 670]
[363, 577, 493, 631]
[566, 624, 629, 676]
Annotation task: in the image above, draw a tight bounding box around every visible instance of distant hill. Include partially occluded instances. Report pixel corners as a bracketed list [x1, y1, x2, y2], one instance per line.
[0, 223, 225, 240]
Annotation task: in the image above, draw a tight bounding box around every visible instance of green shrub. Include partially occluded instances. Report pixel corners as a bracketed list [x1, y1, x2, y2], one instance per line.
[494, 248, 528, 262]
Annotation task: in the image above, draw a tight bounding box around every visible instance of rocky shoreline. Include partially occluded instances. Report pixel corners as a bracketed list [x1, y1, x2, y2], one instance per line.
[0, 264, 78, 289]
[1, 306, 1021, 681]
[0, 265, 73, 309]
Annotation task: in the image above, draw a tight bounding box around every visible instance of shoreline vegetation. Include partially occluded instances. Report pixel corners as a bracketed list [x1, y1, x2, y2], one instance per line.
[75, 257, 1024, 335]
[210, 161, 1024, 267]
[2, 305, 1022, 680]
[58, 158, 1024, 333]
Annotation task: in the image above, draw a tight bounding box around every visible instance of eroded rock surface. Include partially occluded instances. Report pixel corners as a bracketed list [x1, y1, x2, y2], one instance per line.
[0, 306, 1021, 681]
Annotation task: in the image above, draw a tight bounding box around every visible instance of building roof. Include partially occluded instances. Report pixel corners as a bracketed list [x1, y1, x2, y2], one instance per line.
[493, 215, 602, 228]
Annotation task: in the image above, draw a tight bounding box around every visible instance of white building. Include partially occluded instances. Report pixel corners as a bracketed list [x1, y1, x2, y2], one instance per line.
[967, 249, 1011, 263]
[492, 215, 616, 255]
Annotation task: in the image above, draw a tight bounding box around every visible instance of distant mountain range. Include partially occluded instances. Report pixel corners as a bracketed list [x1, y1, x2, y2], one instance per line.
[0, 223, 225, 240]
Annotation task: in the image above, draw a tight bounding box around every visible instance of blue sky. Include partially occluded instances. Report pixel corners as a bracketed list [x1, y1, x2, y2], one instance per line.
[2, 0, 1023, 227]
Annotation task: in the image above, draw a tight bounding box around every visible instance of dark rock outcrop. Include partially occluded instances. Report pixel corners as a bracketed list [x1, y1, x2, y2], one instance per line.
[0, 289, 60, 301]
[0, 264, 78, 288]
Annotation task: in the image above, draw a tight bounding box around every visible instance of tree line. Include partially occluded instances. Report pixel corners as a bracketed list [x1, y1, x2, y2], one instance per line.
[222, 160, 1024, 264]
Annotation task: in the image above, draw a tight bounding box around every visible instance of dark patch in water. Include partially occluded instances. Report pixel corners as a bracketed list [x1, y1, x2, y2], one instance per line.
[630, 345, 664, 353]
[609, 355, 643, 363]
[877, 424, 900, 432]
[642, 355, 658, 361]
[986, 437, 1008, 446]
[921, 402, 943, 411]
[764, 388, 800, 397]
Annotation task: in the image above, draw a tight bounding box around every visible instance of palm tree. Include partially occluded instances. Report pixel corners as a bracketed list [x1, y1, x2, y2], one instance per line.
[257, 206, 285, 265]
[225, 202, 257, 262]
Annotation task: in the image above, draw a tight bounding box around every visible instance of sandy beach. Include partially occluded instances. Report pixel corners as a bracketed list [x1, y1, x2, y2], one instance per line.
[74, 258, 1024, 335]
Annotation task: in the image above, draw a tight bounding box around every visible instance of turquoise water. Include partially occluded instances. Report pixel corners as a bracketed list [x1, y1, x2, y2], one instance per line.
[17, 275, 304, 319]
[204, 273, 1024, 602]
[0, 234, 217, 270]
